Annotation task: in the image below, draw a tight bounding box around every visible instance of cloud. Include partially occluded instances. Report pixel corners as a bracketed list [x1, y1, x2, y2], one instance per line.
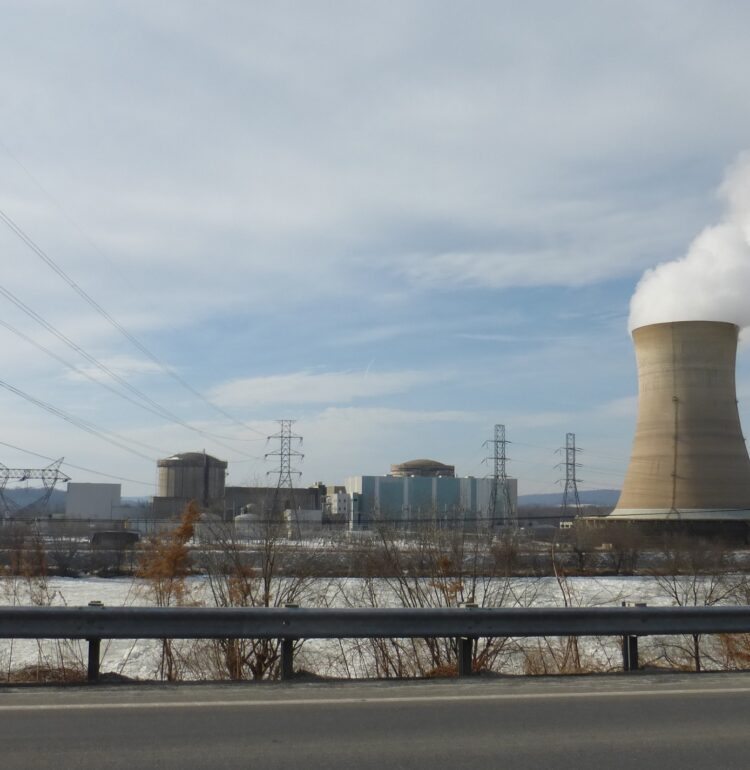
[593, 396, 638, 420]
[3, 0, 748, 323]
[307, 406, 480, 427]
[629, 151, 750, 330]
[62, 354, 163, 383]
[0, 1, 749, 497]
[209, 369, 440, 407]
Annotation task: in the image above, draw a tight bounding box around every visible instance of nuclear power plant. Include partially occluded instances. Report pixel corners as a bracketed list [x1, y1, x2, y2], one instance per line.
[152, 451, 228, 517]
[607, 320, 750, 532]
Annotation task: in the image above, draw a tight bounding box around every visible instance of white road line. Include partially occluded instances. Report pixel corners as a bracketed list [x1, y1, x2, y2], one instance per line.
[1, 685, 750, 711]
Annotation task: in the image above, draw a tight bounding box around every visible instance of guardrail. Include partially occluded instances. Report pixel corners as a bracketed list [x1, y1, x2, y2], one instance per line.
[3, 604, 750, 682]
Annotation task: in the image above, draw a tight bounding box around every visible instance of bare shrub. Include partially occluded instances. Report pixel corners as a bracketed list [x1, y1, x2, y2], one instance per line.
[0, 527, 85, 682]
[136, 502, 200, 680]
[332, 525, 536, 678]
[194, 513, 329, 680]
[648, 535, 749, 672]
[529, 536, 628, 676]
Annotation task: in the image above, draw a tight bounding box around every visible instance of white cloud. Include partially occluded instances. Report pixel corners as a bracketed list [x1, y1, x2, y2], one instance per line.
[62, 355, 163, 383]
[0, 1, 749, 498]
[307, 406, 480, 427]
[594, 396, 638, 420]
[210, 369, 441, 407]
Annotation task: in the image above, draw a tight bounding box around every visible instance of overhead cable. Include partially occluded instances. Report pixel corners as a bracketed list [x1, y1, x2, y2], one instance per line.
[0, 281, 257, 458]
[0, 439, 155, 487]
[0, 314, 257, 455]
[0, 205, 265, 438]
[0, 377, 160, 461]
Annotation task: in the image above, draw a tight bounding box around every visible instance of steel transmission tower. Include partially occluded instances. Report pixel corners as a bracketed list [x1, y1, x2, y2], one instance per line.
[265, 420, 304, 530]
[0, 458, 70, 519]
[557, 432, 582, 520]
[483, 424, 515, 527]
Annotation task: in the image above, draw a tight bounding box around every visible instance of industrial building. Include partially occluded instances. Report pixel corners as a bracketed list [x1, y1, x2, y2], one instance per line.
[325, 489, 352, 519]
[66, 482, 123, 519]
[225, 484, 325, 518]
[152, 451, 228, 517]
[607, 320, 750, 532]
[153, 450, 518, 533]
[344, 459, 517, 530]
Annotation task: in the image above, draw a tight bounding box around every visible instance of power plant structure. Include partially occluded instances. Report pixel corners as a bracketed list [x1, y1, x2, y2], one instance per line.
[152, 451, 228, 517]
[390, 459, 455, 478]
[344, 458, 518, 531]
[607, 320, 750, 532]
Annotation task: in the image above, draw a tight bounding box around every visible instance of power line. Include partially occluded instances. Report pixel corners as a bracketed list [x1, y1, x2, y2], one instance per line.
[0, 282, 257, 458]
[0, 440, 155, 487]
[0, 377, 162, 461]
[0, 204, 265, 438]
[0, 315, 258, 454]
[512, 439, 629, 465]
[0, 137, 140, 296]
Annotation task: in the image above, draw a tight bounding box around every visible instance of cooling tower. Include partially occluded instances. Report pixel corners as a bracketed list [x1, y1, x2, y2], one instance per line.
[610, 321, 750, 521]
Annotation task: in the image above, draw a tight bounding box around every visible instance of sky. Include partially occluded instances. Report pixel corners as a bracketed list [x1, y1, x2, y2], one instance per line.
[1, 0, 750, 498]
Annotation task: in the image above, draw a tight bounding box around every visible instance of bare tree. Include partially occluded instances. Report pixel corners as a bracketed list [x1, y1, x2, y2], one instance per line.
[602, 523, 643, 575]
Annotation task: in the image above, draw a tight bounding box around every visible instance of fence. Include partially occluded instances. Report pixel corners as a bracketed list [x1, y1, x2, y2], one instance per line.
[3, 604, 750, 682]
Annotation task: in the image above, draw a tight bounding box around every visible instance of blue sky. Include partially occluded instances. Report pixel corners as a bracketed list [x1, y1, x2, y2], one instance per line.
[1, 1, 750, 496]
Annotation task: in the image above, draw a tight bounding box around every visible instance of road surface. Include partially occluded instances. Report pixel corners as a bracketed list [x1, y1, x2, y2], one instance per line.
[2, 672, 750, 769]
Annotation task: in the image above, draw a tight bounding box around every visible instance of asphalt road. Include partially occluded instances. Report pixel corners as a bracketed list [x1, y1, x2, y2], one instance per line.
[2, 673, 750, 769]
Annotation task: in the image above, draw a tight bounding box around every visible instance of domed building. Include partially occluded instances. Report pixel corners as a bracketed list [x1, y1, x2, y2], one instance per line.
[152, 451, 227, 517]
[389, 459, 455, 478]
[343, 458, 516, 531]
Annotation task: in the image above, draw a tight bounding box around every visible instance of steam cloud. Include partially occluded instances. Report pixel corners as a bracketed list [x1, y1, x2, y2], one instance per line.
[629, 152, 750, 331]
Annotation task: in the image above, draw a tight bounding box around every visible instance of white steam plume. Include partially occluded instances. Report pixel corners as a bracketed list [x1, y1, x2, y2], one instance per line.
[629, 152, 750, 331]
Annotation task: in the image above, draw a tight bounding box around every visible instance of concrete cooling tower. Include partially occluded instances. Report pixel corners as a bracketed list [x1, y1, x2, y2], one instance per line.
[610, 320, 750, 521]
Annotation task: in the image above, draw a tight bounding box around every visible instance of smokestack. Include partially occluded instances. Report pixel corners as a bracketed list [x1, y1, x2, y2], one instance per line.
[611, 320, 750, 521]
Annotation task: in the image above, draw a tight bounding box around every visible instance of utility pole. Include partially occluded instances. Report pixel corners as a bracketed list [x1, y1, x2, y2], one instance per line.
[265, 420, 304, 535]
[483, 424, 515, 528]
[557, 432, 582, 520]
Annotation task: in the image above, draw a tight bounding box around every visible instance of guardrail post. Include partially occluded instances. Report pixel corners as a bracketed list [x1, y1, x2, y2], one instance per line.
[280, 604, 298, 681]
[621, 601, 646, 672]
[458, 602, 478, 677]
[87, 600, 104, 682]
[457, 636, 473, 676]
[622, 635, 638, 672]
[87, 638, 101, 681]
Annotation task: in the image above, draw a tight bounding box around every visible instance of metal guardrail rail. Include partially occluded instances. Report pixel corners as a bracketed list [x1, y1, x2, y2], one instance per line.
[3, 605, 750, 681]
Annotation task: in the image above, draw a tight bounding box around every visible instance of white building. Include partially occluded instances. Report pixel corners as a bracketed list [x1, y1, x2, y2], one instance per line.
[326, 491, 352, 518]
[65, 483, 122, 519]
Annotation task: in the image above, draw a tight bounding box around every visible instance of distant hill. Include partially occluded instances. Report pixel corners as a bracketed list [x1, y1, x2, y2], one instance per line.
[0, 486, 66, 510]
[518, 489, 620, 507]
